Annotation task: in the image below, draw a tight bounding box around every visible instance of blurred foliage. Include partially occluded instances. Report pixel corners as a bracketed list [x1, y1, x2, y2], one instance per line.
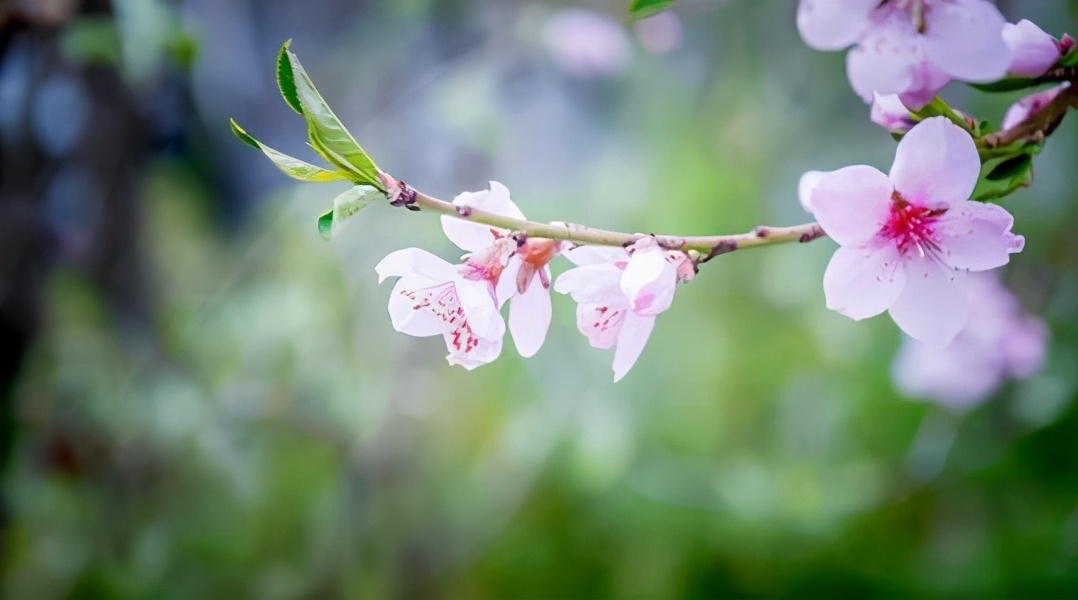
[2, 1, 1077, 598]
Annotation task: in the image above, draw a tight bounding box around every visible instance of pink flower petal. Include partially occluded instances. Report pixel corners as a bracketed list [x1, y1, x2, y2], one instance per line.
[887, 262, 969, 346]
[621, 245, 677, 317]
[897, 61, 951, 110]
[870, 93, 916, 132]
[824, 244, 907, 320]
[612, 313, 656, 382]
[811, 165, 893, 245]
[939, 201, 1024, 271]
[508, 270, 552, 358]
[797, 170, 832, 214]
[576, 300, 628, 350]
[845, 16, 920, 102]
[889, 117, 980, 207]
[1004, 315, 1048, 378]
[891, 336, 1002, 408]
[441, 181, 525, 252]
[922, 0, 1011, 82]
[1003, 20, 1061, 77]
[796, 0, 878, 51]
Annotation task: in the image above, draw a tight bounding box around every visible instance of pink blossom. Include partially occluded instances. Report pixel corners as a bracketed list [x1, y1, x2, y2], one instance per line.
[811, 117, 1024, 346]
[870, 93, 918, 133]
[1003, 20, 1062, 77]
[375, 248, 506, 370]
[543, 9, 631, 78]
[440, 182, 560, 358]
[797, 0, 1012, 108]
[892, 271, 1047, 410]
[554, 238, 692, 381]
[1001, 82, 1071, 130]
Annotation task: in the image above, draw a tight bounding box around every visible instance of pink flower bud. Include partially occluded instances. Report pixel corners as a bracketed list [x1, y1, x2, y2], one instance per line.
[1001, 82, 1070, 130]
[1003, 20, 1061, 78]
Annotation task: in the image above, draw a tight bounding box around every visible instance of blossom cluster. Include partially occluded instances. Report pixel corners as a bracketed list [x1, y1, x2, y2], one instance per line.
[376, 183, 694, 381]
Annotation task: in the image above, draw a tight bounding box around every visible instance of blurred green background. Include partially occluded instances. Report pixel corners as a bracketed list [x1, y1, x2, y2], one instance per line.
[2, 0, 1077, 598]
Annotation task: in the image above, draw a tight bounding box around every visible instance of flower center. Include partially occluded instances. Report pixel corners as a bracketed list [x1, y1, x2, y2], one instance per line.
[880, 192, 947, 260]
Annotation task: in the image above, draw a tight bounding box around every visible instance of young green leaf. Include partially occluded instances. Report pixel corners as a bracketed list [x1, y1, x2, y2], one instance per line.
[629, 0, 676, 20]
[317, 185, 383, 240]
[278, 42, 385, 192]
[277, 40, 303, 115]
[973, 153, 1034, 200]
[230, 118, 347, 182]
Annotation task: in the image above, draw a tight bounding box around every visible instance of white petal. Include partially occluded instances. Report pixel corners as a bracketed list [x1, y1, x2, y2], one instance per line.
[554, 263, 624, 302]
[494, 258, 522, 309]
[454, 277, 505, 340]
[810, 165, 893, 246]
[890, 117, 980, 208]
[612, 313, 656, 382]
[562, 245, 628, 266]
[824, 244, 907, 320]
[441, 181, 526, 252]
[440, 217, 499, 254]
[509, 272, 552, 358]
[888, 262, 970, 346]
[444, 329, 503, 370]
[375, 248, 457, 283]
[386, 277, 451, 338]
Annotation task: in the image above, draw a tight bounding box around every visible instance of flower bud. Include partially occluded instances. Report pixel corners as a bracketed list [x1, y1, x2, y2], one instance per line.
[1001, 82, 1070, 130]
[1003, 20, 1062, 78]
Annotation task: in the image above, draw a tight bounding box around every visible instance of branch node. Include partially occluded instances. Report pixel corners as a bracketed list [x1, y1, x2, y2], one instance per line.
[701, 240, 737, 263]
[754, 226, 770, 238]
[799, 225, 826, 243]
[455, 205, 473, 218]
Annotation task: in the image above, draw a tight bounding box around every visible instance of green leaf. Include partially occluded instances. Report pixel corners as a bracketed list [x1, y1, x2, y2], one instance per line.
[629, 0, 676, 20]
[277, 40, 303, 115]
[230, 118, 347, 182]
[278, 42, 385, 192]
[317, 185, 383, 240]
[969, 77, 1041, 93]
[973, 153, 1034, 200]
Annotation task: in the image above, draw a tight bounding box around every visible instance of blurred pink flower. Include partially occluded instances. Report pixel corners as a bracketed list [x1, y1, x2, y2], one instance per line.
[554, 238, 691, 381]
[543, 9, 631, 78]
[1001, 82, 1071, 130]
[811, 117, 1024, 346]
[797, 0, 1011, 108]
[634, 10, 683, 55]
[1002, 19, 1062, 77]
[892, 271, 1047, 410]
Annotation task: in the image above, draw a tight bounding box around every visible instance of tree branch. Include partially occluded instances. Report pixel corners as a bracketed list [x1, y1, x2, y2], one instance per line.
[380, 174, 826, 264]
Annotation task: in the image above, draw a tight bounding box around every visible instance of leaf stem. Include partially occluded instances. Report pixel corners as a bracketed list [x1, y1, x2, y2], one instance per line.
[381, 174, 827, 263]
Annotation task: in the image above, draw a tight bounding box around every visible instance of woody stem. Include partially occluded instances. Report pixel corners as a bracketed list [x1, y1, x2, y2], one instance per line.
[386, 177, 827, 264]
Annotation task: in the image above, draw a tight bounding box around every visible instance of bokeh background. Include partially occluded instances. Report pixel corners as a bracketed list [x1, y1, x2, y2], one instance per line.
[2, 0, 1077, 598]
